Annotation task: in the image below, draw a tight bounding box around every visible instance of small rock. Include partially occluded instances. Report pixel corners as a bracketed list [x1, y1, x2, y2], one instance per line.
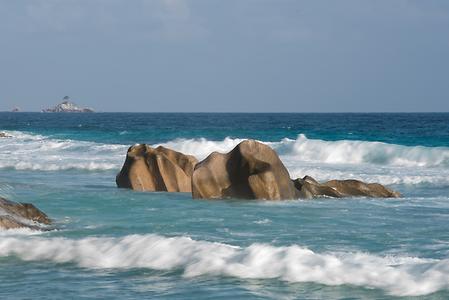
[0, 197, 52, 230]
[293, 176, 400, 198]
[0, 132, 12, 138]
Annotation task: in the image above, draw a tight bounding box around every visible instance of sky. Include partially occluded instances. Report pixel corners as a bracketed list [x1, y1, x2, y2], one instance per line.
[0, 0, 449, 112]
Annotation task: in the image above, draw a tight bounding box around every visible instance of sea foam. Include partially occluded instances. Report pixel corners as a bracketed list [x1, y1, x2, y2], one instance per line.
[160, 134, 449, 168]
[0, 131, 127, 171]
[159, 135, 449, 187]
[1, 131, 449, 187]
[0, 234, 447, 296]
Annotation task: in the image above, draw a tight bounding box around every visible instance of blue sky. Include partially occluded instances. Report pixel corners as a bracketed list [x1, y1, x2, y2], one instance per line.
[1, 0, 448, 112]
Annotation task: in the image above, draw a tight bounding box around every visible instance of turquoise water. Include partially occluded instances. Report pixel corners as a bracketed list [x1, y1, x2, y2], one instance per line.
[1, 113, 449, 299]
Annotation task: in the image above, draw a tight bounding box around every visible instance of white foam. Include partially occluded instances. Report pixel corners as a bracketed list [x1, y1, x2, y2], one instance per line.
[253, 218, 272, 224]
[0, 234, 447, 296]
[287, 163, 449, 187]
[0, 130, 127, 171]
[2, 131, 449, 187]
[160, 134, 449, 168]
[159, 135, 449, 187]
[0, 227, 47, 236]
[159, 137, 245, 160]
[278, 134, 449, 168]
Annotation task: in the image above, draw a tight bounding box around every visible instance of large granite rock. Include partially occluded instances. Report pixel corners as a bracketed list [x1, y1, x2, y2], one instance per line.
[293, 176, 401, 198]
[117, 140, 400, 200]
[116, 144, 198, 192]
[192, 140, 300, 200]
[0, 197, 51, 230]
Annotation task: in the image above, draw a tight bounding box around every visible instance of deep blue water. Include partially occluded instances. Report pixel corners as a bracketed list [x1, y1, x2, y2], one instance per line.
[1, 112, 449, 146]
[1, 113, 449, 299]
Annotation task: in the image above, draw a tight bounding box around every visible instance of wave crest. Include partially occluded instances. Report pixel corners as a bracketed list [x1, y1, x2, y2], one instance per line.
[0, 234, 447, 296]
[1, 131, 449, 188]
[160, 134, 449, 168]
[281, 134, 449, 167]
[0, 131, 127, 171]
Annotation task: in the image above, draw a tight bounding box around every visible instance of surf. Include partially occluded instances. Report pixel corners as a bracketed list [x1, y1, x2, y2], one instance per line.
[0, 233, 447, 296]
[2, 130, 449, 187]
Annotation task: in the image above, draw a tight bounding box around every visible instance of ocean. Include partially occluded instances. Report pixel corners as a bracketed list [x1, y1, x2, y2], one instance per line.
[0, 112, 448, 299]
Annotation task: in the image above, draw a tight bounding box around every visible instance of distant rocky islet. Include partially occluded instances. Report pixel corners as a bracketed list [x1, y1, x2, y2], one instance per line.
[42, 96, 94, 113]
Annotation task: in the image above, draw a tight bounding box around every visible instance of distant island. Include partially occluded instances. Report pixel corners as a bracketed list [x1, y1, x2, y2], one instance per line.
[42, 96, 94, 113]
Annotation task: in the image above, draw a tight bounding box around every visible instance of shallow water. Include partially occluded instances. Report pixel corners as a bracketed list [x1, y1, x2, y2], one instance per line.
[1, 113, 449, 299]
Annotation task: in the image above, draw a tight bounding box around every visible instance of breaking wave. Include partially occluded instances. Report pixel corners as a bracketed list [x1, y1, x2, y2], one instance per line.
[160, 135, 449, 187]
[0, 234, 448, 296]
[161, 134, 449, 168]
[1, 131, 449, 187]
[0, 131, 127, 171]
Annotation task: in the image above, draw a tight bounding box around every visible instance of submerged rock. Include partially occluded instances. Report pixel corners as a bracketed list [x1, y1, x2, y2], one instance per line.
[116, 144, 198, 192]
[192, 140, 299, 200]
[0, 197, 51, 230]
[325, 179, 401, 198]
[293, 176, 401, 199]
[0, 132, 12, 138]
[0, 216, 44, 231]
[293, 176, 342, 199]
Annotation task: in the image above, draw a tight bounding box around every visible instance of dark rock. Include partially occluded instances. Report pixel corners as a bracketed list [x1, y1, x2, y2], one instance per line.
[293, 176, 401, 199]
[324, 179, 401, 198]
[293, 176, 342, 199]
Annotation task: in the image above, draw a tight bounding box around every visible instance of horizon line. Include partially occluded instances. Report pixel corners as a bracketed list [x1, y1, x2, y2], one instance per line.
[1, 111, 449, 114]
